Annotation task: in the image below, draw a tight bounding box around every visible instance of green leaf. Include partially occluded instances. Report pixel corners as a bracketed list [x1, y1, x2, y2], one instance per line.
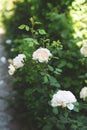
[38, 29, 46, 35]
[58, 60, 67, 68]
[48, 65, 54, 71]
[18, 24, 25, 29]
[48, 75, 60, 88]
[55, 68, 62, 73]
[25, 25, 30, 31]
[73, 102, 79, 112]
[30, 17, 34, 22]
[43, 75, 48, 83]
[30, 17, 34, 24]
[35, 21, 41, 25]
[54, 68, 62, 75]
[52, 107, 58, 115]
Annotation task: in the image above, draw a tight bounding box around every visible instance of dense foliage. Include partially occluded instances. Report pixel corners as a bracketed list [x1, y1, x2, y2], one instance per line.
[2, 0, 87, 130]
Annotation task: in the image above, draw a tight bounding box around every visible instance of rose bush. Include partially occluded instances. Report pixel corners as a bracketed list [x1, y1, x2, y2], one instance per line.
[7, 17, 87, 130]
[2, 0, 87, 130]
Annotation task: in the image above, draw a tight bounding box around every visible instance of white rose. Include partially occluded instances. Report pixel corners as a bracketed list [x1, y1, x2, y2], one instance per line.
[80, 44, 87, 57]
[80, 87, 87, 100]
[32, 48, 52, 63]
[13, 54, 26, 69]
[8, 64, 16, 75]
[51, 90, 77, 110]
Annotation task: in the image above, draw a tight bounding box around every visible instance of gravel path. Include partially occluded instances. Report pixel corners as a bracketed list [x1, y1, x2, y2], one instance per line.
[0, 34, 20, 130]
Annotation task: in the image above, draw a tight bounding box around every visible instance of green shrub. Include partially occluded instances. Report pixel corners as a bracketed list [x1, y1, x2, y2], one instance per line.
[8, 18, 87, 130]
[4, 0, 87, 129]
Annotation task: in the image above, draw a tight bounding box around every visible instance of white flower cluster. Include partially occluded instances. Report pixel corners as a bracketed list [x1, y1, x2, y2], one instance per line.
[8, 48, 52, 75]
[80, 44, 87, 57]
[8, 54, 26, 75]
[32, 48, 52, 63]
[51, 90, 77, 110]
[80, 87, 87, 100]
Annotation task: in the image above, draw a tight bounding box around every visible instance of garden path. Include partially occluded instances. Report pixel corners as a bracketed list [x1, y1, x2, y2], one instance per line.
[0, 32, 20, 130]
